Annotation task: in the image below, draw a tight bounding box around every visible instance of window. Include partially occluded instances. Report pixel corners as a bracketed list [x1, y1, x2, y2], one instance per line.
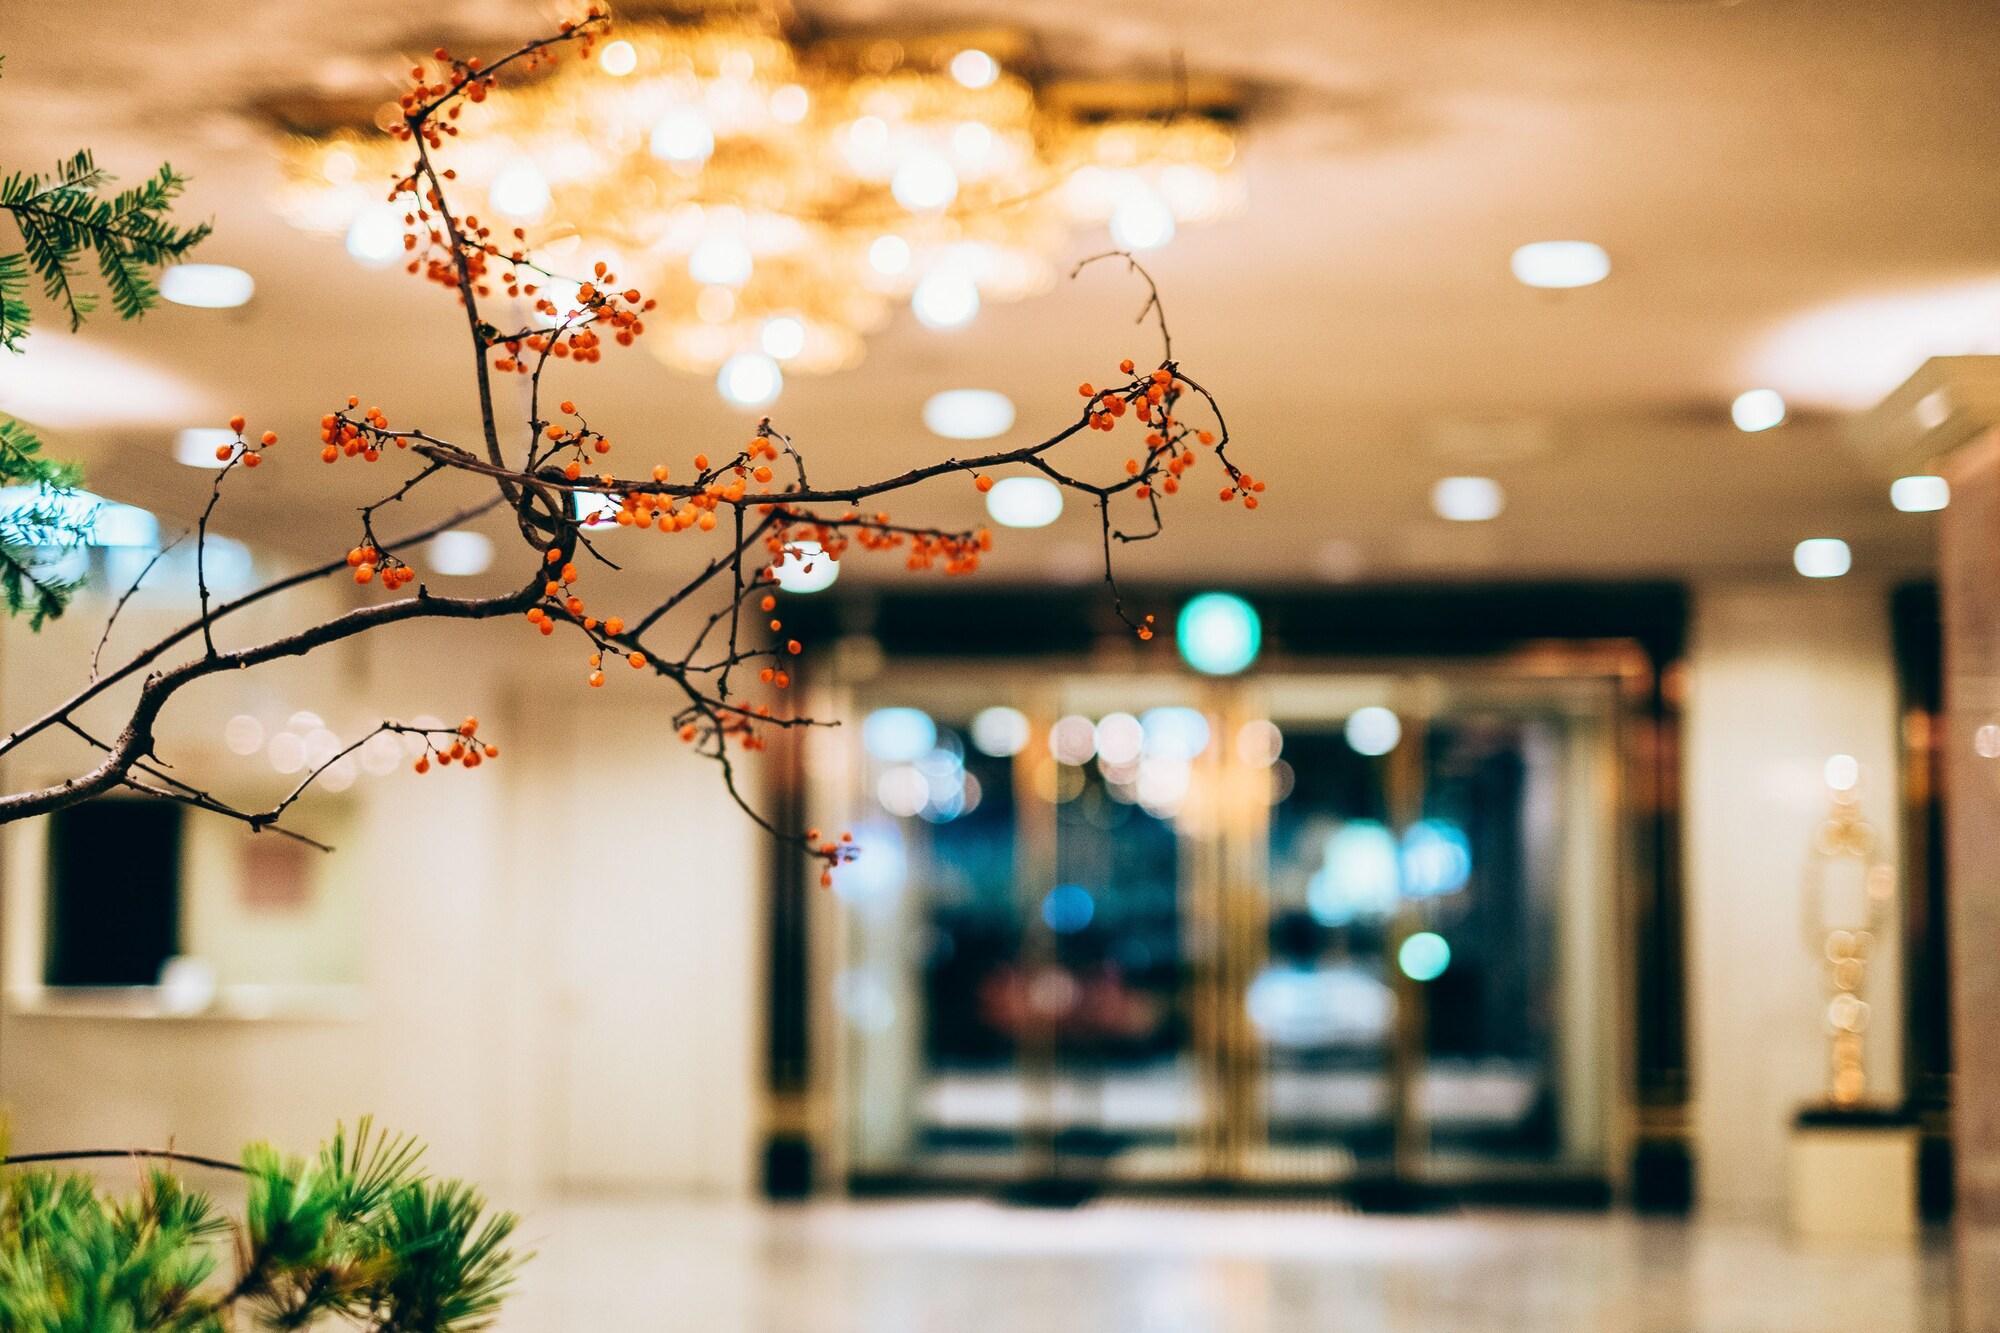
[45, 798, 182, 987]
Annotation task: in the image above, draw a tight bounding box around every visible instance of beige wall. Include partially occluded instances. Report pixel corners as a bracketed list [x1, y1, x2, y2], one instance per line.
[1683, 580, 1904, 1220]
[0, 576, 761, 1199]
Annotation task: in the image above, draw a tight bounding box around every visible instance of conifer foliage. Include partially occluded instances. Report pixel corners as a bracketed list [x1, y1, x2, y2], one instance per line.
[0, 1121, 521, 1332]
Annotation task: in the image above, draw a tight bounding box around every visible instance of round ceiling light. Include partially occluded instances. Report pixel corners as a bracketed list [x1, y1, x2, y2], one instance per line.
[1793, 537, 1852, 579]
[912, 271, 980, 330]
[717, 350, 783, 408]
[1176, 592, 1262, 677]
[984, 475, 1063, 528]
[773, 539, 839, 593]
[159, 263, 255, 309]
[1890, 475, 1949, 513]
[1430, 476, 1505, 522]
[1731, 388, 1787, 432]
[923, 389, 1015, 440]
[1509, 240, 1611, 290]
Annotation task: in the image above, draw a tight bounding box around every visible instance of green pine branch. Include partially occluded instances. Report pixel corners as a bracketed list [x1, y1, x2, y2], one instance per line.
[0, 1121, 525, 1332]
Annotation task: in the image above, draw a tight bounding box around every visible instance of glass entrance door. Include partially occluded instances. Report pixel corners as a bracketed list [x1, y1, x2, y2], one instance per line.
[823, 659, 1627, 1195]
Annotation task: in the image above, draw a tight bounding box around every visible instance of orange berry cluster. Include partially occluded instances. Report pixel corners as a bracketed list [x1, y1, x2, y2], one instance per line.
[218, 414, 277, 468]
[319, 398, 402, 464]
[548, 400, 615, 479]
[753, 593, 796, 690]
[410, 716, 499, 774]
[345, 542, 414, 590]
[809, 827, 859, 888]
[489, 262, 655, 372]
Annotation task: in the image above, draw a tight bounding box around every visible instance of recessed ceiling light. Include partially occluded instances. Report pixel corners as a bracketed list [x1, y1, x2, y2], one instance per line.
[1793, 537, 1852, 578]
[1509, 240, 1611, 290]
[1890, 475, 1950, 513]
[174, 427, 237, 468]
[428, 530, 494, 575]
[911, 271, 979, 329]
[985, 475, 1063, 528]
[717, 350, 783, 408]
[773, 540, 839, 593]
[1730, 388, 1786, 432]
[1430, 476, 1505, 522]
[159, 263, 255, 309]
[923, 389, 1015, 440]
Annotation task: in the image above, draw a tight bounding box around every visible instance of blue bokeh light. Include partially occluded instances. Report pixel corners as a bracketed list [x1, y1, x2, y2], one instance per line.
[1175, 592, 1261, 676]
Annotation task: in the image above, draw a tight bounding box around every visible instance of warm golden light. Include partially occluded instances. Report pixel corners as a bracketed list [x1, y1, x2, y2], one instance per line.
[274, 12, 1241, 392]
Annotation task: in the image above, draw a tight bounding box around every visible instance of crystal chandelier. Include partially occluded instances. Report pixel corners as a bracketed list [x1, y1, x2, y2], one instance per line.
[271, 6, 1242, 402]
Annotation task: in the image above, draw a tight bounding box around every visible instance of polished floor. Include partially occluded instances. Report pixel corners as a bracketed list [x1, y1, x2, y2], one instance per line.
[500, 1198, 1950, 1331]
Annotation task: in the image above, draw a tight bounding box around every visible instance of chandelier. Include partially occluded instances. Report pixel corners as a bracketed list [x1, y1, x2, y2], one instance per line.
[271, 6, 1242, 404]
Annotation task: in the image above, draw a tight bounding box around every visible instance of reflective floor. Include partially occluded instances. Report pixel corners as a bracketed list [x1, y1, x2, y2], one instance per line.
[501, 1198, 1950, 1331]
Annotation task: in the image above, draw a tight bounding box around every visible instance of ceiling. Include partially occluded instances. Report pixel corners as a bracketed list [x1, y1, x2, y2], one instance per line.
[4, 0, 1998, 596]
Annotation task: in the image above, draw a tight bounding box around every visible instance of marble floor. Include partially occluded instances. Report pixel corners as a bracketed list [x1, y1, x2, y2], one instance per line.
[499, 1198, 1951, 1331]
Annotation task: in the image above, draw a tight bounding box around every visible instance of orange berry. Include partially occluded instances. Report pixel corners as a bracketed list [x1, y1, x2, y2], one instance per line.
[604, 616, 625, 635]
[228, 414, 245, 433]
[1120, 359, 1135, 374]
[786, 639, 802, 655]
[974, 474, 993, 492]
[560, 400, 576, 414]
[589, 671, 605, 688]
[1078, 383, 1094, 397]
[627, 651, 645, 668]
[243, 452, 262, 468]
[260, 430, 277, 446]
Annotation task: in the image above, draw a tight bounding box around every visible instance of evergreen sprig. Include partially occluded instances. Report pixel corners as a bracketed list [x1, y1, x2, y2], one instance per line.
[0, 50, 211, 629]
[0, 112, 211, 349]
[0, 1121, 525, 1333]
[0, 417, 93, 629]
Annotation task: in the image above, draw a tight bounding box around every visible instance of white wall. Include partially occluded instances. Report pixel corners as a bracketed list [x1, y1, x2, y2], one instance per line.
[1684, 580, 1904, 1220]
[0, 577, 762, 1200]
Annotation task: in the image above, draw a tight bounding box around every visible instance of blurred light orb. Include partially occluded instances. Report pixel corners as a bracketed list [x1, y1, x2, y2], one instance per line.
[985, 475, 1063, 528]
[971, 705, 1031, 757]
[869, 234, 912, 275]
[772, 539, 839, 593]
[160, 263, 255, 309]
[876, 765, 929, 817]
[1345, 706, 1402, 756]
[912, 271, 980, 329]
[689, 234, 753, 287]
[760, 315, 807, 361]
[1048, 714, 1098, 766]
[1041, 884, 1095, 934]
[598, 39, 638, 76]
[490, 158, 551, 221]
[428, 529, 493, 576]
[1824, 753, 1860, 792]
[923, 389, 1015, 440]
[1510, 240, 1610, 289]
[1235, 718, 1283, 766]
[1890, 475, 1950, 512]
[1794, 537, 1852, 579]
[345, 204, 403, 266]
[1142, 706, 1212, 761]
[650, 107, 715, 165]
[770, 83, 810, 123]
[950, 48, 1000, 88]
[223, 714, 265, 757]
[863, 707, 938, 763]
[1176, 592, 1261, 676]
[1431, 475, 1505, 522]
[1401, 819, 1473, 897]
[175, 427, 236, 469]
[717, 350, 783, 408]
[1398, 931, 1452, 982]
[1731, 388, 1787, 432]
[892, 153, 959, 212]
[1094, 712, 1145, 766]
[1109, 188, 1176, 251]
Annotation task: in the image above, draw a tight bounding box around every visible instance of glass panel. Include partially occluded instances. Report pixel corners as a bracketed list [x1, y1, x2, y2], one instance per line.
[1257, 714, 1400, 1173]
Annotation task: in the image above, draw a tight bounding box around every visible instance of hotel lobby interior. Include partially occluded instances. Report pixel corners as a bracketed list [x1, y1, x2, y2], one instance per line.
[0, 0, 1996, 1327]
